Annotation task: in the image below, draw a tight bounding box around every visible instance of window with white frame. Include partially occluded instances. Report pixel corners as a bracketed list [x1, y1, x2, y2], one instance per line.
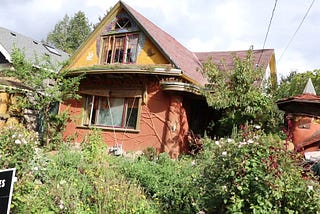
[83, 95, 141, 130]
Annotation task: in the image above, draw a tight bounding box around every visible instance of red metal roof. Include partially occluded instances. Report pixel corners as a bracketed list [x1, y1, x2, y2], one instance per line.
[121, 2, 207, 86]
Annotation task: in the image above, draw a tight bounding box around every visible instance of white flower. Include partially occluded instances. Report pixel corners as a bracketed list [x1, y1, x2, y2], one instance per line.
[215, 141, 220, 146]
[191, 160, 196, 166]
[33, 166, 39, 171]
[59, 202, 64, 210]
[255, 125, 261, 129]
[222, 185, 227, 191]
[307, 185, 313, 191]
[255, 176, 259, 181]
[15, 139, 21, 144]
[22, 138, 27, 144]
[238, 142, 247, 148]
[222, 151, 227, 156]
[227, 138, 233, 143]
[247, 139, 254, 144]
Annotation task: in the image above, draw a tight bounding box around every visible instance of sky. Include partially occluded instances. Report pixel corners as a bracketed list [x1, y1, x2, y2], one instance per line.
[0, 0, 319, 79]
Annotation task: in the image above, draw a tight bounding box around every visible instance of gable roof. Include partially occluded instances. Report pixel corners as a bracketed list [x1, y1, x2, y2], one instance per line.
[120, 2, 207, 86]
[0, 27, 69, 65]
[194, 49, 275, 71]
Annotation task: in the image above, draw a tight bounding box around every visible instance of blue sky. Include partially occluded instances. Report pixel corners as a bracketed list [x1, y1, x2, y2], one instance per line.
[1, 0, 319, 79]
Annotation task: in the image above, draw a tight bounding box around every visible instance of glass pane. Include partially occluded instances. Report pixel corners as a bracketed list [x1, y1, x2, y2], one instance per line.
[97, 97, 124, 127]
[114, 37, 125, 63]
[126, 34, 139, 63]
[83, 95, 93, 125]
[126, 108, 138, 128]
[125, 98, 138, 129]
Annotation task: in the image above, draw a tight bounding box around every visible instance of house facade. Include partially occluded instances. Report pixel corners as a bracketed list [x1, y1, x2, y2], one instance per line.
[60, 1, 277, 157]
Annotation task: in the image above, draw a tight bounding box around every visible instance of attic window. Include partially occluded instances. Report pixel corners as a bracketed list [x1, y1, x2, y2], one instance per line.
[115, 18, 131, 29]
[100, 34, 139, 64]
[43, 44, 61, 56]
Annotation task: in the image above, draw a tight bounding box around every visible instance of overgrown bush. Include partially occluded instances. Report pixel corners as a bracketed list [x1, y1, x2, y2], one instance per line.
[199, 125, 320, 213]
[117, 152, 204, 213]
[0, 125, 39, 177]
[10, 129, 159, 213]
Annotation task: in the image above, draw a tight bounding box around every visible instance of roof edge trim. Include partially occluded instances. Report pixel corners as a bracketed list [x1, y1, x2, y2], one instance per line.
[0, 44, 12, 62]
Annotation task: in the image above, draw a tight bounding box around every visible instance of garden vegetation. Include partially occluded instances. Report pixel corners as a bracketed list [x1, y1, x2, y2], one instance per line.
[1, 50, 320, 213]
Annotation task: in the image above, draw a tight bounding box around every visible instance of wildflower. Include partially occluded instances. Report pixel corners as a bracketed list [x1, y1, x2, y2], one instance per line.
[227, 138, 233, 143]
[247, 139, 254, 144]
[33, 166, 39, 171]
[15, 139, 21, 144]
[59, 200, 64, 210]
[215, 141, 220, 146]
[255, 125, 261, 129]
[222, 151, 227, 156]
[255, 176, 259, 181]
[307, 185, 313, 191]
[222, 185, 227, 191]
[191, 160, 196, 166]
[22, 138, 27, 144]
[238, 142, 247, 148]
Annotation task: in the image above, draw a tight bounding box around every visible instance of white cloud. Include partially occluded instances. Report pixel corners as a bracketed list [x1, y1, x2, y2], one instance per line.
[0, 0, 319, 78]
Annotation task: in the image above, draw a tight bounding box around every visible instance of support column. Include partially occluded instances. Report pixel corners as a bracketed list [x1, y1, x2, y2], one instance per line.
[164, 94, 189, 158]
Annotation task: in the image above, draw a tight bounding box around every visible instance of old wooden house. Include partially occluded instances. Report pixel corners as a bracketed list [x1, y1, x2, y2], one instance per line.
[60, 1, 277, 157]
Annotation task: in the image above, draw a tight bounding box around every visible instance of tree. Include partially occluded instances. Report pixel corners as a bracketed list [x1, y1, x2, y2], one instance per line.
[275, 69, 320, 100]
[202, 50, 280, 136]
[46, 11, 92, 54]
[3, 48, 83, 146]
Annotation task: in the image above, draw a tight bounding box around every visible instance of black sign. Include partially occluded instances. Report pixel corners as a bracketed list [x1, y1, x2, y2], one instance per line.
[0, 168, 16, 214]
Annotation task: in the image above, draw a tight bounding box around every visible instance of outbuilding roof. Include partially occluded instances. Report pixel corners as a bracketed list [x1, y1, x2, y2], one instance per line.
[0, 27, 69, 65]
[194, 49, 275, 72]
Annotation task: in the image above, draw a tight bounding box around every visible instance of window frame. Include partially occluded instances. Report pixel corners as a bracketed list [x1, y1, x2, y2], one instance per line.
[99, 33, 139, 64]
[81, 94, 142, 132]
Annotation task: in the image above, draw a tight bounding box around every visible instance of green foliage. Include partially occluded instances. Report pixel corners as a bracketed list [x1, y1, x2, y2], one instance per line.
[275, 69, 320, 100]
[46, 11, 92, 54]
[199, 126, 320, 213]
[202, 50, 281, 136]
[2, 124, 320, 213]
[3, 48, 83, 146]
[118, 153, 204, 213]
[0, 125, 39, 177]
[11, 145, 159, 213]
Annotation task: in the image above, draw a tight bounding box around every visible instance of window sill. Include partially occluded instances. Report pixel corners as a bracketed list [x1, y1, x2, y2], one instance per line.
[76, 125, 140, 133]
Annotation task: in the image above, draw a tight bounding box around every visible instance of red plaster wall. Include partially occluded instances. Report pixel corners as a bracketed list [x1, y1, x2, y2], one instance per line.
[60, 78, 191, 154]
[290, 115, 320, 153]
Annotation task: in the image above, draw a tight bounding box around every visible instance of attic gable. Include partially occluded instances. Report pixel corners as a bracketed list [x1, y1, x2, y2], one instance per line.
[66, 1, 207, 86]
[66, 3, 170, 70]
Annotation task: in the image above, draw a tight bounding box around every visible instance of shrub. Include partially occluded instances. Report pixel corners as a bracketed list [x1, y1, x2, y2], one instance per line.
[117, 153, 204, 213]
[0, 125, 39, 177]
[199, 126, 320, 213]
[11, 136, 159, 213]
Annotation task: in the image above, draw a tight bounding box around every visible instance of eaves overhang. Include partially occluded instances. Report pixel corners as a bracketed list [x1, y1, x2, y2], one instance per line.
[160, 81, 201, 95]
[0, 43, 11, 62]
[65, 66, 183, 77]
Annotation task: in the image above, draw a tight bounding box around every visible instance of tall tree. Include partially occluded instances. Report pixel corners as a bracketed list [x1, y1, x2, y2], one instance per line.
[202, 50, 280, 136]
[46, 11, 92, 54]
